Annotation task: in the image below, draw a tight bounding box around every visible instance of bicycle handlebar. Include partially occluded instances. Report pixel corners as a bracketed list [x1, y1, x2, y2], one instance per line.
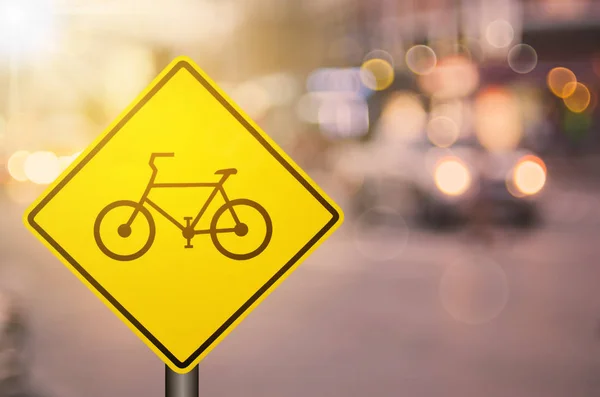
[149, 153, 174, 171]
[152, 152, 175, 158]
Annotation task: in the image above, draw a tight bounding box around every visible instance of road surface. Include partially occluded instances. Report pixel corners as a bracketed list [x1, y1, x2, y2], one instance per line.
[0, 175, 600, 397]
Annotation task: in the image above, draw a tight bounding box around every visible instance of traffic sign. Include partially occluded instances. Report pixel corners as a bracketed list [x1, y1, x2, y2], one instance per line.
[24, 56, 343, 373]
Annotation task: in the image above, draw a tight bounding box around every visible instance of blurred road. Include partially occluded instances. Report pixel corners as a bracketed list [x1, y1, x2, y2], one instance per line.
[1, 173, 600, 397]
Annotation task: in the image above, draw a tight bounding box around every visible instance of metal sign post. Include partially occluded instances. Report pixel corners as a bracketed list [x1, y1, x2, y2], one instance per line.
[165, 365, 199, 397]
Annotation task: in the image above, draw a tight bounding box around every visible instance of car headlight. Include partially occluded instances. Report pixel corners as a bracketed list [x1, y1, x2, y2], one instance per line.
[434, 157, 471, 196]
[510, 155, 546, 196]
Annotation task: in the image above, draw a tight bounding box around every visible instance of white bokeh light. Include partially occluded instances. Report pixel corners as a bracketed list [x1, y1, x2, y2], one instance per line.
[485, 19, 514, 49]
[24, 151, 61, 185]
[0, 0, 57, 57]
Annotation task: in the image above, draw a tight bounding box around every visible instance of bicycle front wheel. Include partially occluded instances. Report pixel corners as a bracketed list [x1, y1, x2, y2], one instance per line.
[210, 199, 272, 260]
[94, 200, 156, 261]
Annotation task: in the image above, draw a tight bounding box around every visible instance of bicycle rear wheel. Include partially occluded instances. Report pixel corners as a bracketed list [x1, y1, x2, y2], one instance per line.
[210, 199, 272, 260]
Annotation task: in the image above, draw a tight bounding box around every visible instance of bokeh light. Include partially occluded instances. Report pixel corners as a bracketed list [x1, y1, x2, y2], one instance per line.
[24, 151, 60, 185]
[307, 68, 362, 93]
[507, 44, 538, 74]
[258, 73, 300, 107]
[430, 99, 467, 134]
[474, 87, 522, 152]
[360, 58, 394, 91]
[318, 97, 369, 138]
[58, 153, 81, 172]
[563, 82, 591, 113]
[427, 116, 459, 148]
[547, 67, 577, 98]
[7, 150, 30, 182]
[587, 88, 598, 113]
[378, 91, 426, 142]
[0, 0, 56, 59]
[362, 49, 395, 69]
[434, 158, 471, 196]
[231, 81, 272, 119]
[485, 19, 514, 48]
[418, 55, 479, 99]
[511, 155, 547, 196]
[300, 69, 371, 137]
[405, 45, 437, 75]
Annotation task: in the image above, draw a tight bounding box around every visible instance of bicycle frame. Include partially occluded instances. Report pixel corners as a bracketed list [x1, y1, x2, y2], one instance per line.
[125, 154, 240, 235]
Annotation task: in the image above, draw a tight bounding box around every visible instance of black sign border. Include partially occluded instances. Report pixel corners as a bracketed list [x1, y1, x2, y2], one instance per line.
[27, 60, 341, 370]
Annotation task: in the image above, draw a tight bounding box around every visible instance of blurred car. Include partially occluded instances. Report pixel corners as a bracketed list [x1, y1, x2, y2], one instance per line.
[345, 134, 547, 228]
[414, 136, 546, 227]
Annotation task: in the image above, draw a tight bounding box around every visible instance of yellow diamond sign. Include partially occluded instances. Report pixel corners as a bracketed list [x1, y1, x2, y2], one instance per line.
[24, 57, 343, 373]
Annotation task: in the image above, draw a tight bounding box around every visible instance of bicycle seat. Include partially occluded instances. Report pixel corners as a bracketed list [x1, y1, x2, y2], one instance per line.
[215, 168, 238, 176]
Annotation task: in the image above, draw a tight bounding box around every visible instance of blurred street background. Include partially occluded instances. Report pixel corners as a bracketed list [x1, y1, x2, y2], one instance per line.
[1, 0, 600, 396]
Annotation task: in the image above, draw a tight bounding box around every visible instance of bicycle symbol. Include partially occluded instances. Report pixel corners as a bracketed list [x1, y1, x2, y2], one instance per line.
[94, 152, 273, 261]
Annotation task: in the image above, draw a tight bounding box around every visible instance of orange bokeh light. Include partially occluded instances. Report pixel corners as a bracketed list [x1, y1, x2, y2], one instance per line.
[547, 67, 577, 98]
